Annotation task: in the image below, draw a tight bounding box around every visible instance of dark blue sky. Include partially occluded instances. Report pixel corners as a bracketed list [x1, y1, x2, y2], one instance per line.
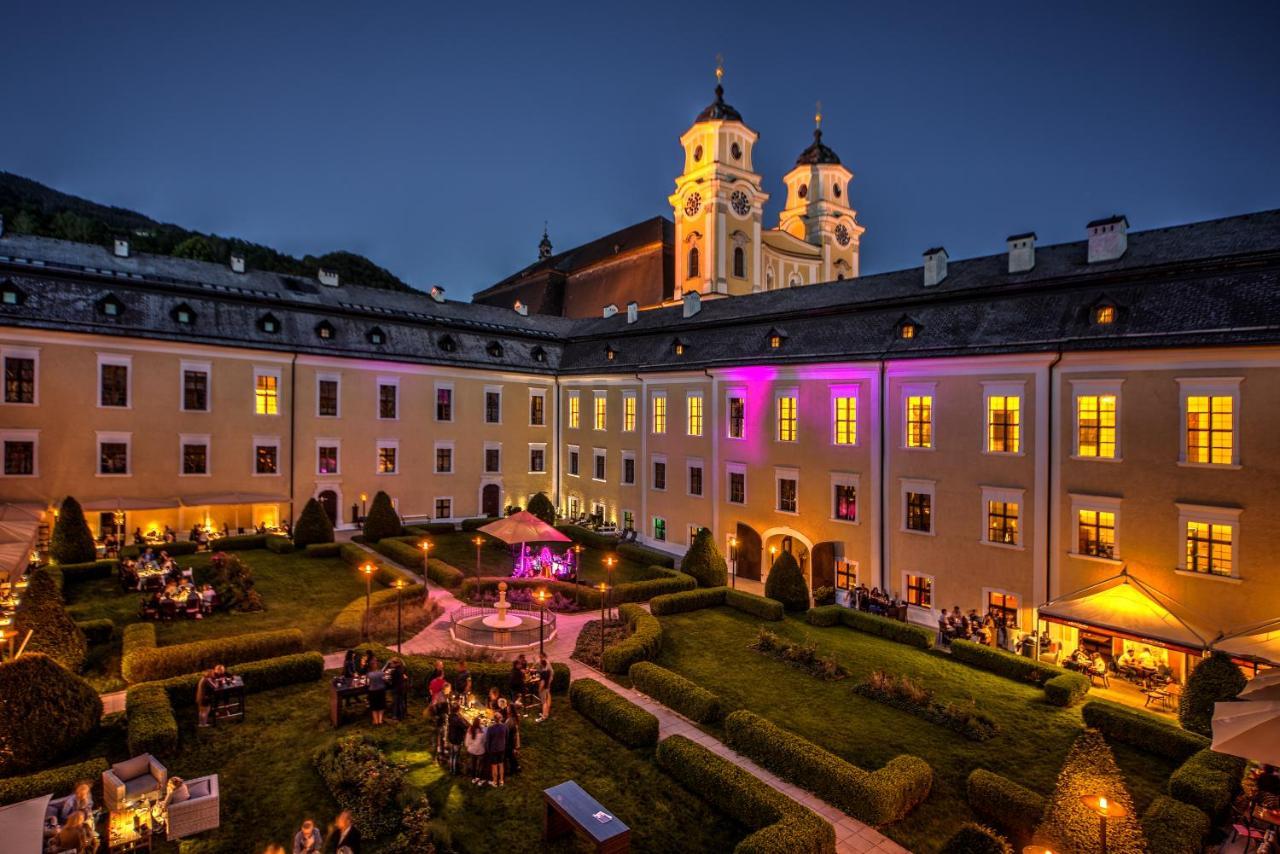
[3, 1, 1278, 296]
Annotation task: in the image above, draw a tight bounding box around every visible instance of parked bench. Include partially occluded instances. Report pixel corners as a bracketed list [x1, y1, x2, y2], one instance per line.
[543, 780, 630, 854]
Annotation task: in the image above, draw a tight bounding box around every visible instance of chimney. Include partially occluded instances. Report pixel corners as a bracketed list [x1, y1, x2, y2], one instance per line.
[317, 268, 340, 287]
[429, 285, 446, 303]
[1007, 232, 1036, 274]
[1087, 215, 1128, 263]
[922, 247, 947, 286]
[513, 300, 528, 316]
[626, 302, 638, 324]
[230, 253, 246, 274]
[683, 290, 702, 318]
[113, 237, 130, 258]
[602, 304, 619, 319]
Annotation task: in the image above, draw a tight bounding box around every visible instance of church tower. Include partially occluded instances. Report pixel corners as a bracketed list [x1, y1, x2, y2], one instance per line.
[778, 105, 864, 281]
[668, 61, 769, 298]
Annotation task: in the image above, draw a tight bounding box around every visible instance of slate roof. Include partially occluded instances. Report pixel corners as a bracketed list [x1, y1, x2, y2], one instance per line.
[694, 84, 744, 123]
[794, 129, 841, 166]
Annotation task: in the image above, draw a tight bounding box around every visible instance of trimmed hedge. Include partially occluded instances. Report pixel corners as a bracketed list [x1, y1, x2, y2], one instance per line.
[355, 643, 570, 694]
[122, 625, 306, 683]
[618, 541, 675, 569]
[680, 527, 728, 587]
[630, 661, 723, 723]
[304, 542, 342, 558]
[613, 567, 697, 603]
[121, 541, 199, 559]
[601, 603, 663, 674]
[1168, 748, 1245, 820]
[362, 490, 404, 542]
[725, 588, 784, 621]
[656, 734, 835, 854]
[0, 756, 109, 807]
[337, 543, 399, 587]
[1043, 672, 1092, 707]
[405, 522, 456, 536]
[949, 639, 1066, 685]
[569, 678, 659, 748]
[324, 586, 422, 648]
[1141, 795, 1211, 854]
[1180, 651, 1247, 736]
[76, 618, 115, 645]
[460, 516, 495, 532]
[0, 653, 103, 776]
[965, 768, 1045, 848]
[126, 682, 178, 757]
[265, 534, 294, 554]
[763, 550, 809, 612]
[806, 605, 841, 627]
[152, 652, 326, 709]
[527, 492, 555, 525]
[1080, 699, 1209, 763]
[941, 823, 1013, 854]
[373, 537, 425, 568]
[840, 608, 934, 649]
[724, 709, 930, 826]
[58, 558, 119, 584]
[461, 576, 603, 609]
[556, 524, 618, 551]
[648, 586, 784, 620]
[214, 533, 269, 551]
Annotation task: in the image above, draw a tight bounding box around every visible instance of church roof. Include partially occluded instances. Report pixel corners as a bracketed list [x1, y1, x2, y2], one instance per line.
[695, 84, 743, 123]
[795, 128, 841, 166]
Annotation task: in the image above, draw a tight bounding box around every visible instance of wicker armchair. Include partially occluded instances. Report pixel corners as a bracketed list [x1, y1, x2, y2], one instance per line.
[102, 754, 167, 810]
[166, 774, 220, 840]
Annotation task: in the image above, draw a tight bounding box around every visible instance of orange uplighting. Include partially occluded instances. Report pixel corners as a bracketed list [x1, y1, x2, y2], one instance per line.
[604, 555, 616, 570]
[360, 562, 375, 576]
[472, 536, 484, 546]
[1080, 794, 1126, 819]
[360, 492, 368, 502]
[394, 579, 405, 589]
[535, 588, 549, 603]
[419, 540, 431, 552]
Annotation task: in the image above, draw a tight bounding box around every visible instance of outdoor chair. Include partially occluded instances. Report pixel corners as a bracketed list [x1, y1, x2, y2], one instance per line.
[1230, 804, 1268, 851]
[1090, 669, 1111, 688]
[103, 754, 168, 810]
[165, 773, 220, 840]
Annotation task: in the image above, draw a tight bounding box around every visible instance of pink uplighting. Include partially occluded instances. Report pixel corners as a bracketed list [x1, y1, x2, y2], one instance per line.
[511, 544, 577, 581]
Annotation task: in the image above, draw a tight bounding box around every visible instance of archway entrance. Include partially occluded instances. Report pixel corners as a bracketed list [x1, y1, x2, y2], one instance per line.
[734, 523, 762, 581]
[811, 542, 839, 591]
[318, 490, 338, 525]
[761, 527, 814, 586]
[481, 483, 501, 517]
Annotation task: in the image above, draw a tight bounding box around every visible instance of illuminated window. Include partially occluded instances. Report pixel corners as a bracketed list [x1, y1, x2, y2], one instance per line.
[436, 386, 453, 422]
[687, 394, 703, 437]
[906, 575, 933, 608]
[567, 392, 580, 429]
[653, 517, 667, 541]
[986, 394, 1021, 453]
[652, 393, 667, 434]
[835, 561, 856, 590]
[1094, 305, 1116, 324]
[986, 500, 1020, 546]
[673, 340, 685, 356]
[905, 491, 931, 532]
[727, 394, 745, 439]
[900, 323, 917, 340]
[605, 346, 616, 362]
[1076, 392, 1117, 458]
[593, 393, 607, 431]
[768, 334, 782, 349]
[905, 395, 933, 448]
[1184, 392, 1236, 466]
[833, 395, 857, 445]
[622, 393, 636, 432]
[833, 482, 857, 522]
[529, 390, 546, 426]
[1185, 520, 1233, 577]
[254, 438, 279, 475]
[317, 444, 339, 475]
[255, 373, 279, 415]
[987, 592, 1019, 627]
[1077, 509, 1116, 559]
[776, 394, 797, 442]
[378, 446, 398, 474]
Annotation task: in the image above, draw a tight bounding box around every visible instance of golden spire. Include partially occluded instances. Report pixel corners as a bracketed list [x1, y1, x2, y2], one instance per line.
[715, 53, 724, 84]
[815, 100, 823, 129]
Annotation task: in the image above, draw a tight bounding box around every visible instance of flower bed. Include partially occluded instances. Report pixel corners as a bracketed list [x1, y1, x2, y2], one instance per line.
[854, 669, 999, 741]
[601, 603, 662, 674]
[313, 733, 435, 844]
[750, 627, 848, 681]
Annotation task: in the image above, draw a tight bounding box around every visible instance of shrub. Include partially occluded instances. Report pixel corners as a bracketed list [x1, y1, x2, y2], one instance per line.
[966, 769, 1045, 849]
[265, 534, 294, 554]
[726, 588, 785, 620]
[304, 542, 341, 558]
[527, 491, 556, 525]
[812, 585, 836, 607]
[122, 626, 305, 683]
[120, 541, 199, 559]
[324, 586, 425, 648]
[650, 587, 726, 615]
[950, 639, 1071, 686]
[0, 757, 109, 807]
[807, 605, 841, 627]
[612, 567, 697, 603]
[126, 682, 178, 757]
[207, 551, 263, 611]
[618, 541, 675, 569]
[51, 496, 96, 565]
[57, 558, 119, 584]
[294, 498, 335, 547]
[153, 652, 325, 709]
[601, 604, 663, 674]
[1043, 672, 1091, 707]
[374, 536, 424, 567]
[556, 524, 617, 550]
[461, 576, 601, 609]
[355, 643, 571, 695]
[1179, 651, 1246, 736]
[1034, 729, 1146, 854]
[763, 551, 809, 612]
[314, 734, 407, 840]
[655, 734, 835, 854]
[460, 516, 494, 531]
[569, 678, 659, 748]
[752, 628, 849, 681]
[630, 662, 723, 723]
[680, 527, 728, 587]
[213, 533, 268, 551]
[338, 543, 399, 587]
[363, 490, 404, 542]
[1081, 699, 1209, 762]
[839, 608, 935, 649]
[1168, 748, 1245, 819]
[856, 670, 998, 740]
[1141, 795, 1211, 854]
[0, 653, 103, 775]
[724, 709, 930, 826]
[76, 618, 114, 645]
[405, 522, 456, 535]
[941, 823, 1013, 854]
[15, 567, 87, 670]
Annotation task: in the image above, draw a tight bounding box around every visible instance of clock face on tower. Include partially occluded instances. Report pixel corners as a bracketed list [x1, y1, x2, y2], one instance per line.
[730, 191, 750, 216]
[835, 224, 851, 247]
[684, 193, 702, 217]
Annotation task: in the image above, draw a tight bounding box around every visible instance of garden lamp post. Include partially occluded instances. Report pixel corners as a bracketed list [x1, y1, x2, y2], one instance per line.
[472, 536, 485, 583]
[728, 536, 738, 589]
[597, 582, 609, 670]
[603, 555, 617, 619]
[360, 492, 368, 521]
[1081, 794, 1125, 854]
[393, 579, 406, 654]
[535, 588, 549, 656]
[419, 540, 432, 603]
[360, 562, 375, 640]
[572, 544, 584, 605]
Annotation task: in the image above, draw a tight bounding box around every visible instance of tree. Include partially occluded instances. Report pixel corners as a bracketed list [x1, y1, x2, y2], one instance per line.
[172, 235, 218, 262]
[363, 490, 403, 542]
[15, 568, 88, 671]
[1179, 651, 1246, 736]
[1034, 728, 1146, 854]
[50, 495, 96, 565]
[0, 653, 102, 775]
[294, 498, 335, 548]
[763, 550, 810, 612]
[527, 492, 556, 526]
[681, 527, 727, 587]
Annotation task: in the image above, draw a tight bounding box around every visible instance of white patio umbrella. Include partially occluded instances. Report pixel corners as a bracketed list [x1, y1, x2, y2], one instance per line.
[0, 794, 52, 853]
[1211, 700, 1280, 765]
[1238, 669, 1280, 703]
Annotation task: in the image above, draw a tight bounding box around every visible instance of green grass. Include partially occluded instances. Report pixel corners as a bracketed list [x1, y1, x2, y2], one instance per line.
[65, 550, 364, 692]
[428, 532, 660, 585]
[653, 607, 1178, 854]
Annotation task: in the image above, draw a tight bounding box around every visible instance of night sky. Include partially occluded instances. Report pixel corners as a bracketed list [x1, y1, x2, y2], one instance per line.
[3, 1, 1278, 297]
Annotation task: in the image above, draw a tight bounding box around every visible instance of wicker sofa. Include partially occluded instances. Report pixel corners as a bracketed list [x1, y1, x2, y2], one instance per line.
[166, 774, 220, 840]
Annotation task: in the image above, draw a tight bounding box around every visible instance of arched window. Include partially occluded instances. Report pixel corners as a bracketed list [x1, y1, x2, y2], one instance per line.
[687, 246, 700, 278]
[733, 247, 745, 278]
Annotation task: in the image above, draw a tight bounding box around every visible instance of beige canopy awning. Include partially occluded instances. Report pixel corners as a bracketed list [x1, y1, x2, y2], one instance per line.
[0, 795, 52, 853]
[1038, 569, 1218, 655]
[0, 504, 41, 584]
[179, 493, 289, 507]
[1214, 617, 1280, 667]
[0, 503, 43, 522]
[81, 497, 180, 511]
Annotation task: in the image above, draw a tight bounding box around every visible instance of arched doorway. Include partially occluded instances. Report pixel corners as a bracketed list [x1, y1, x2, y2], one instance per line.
[761, 527, 814, 585]
[481, 483, 501, 517]
[811, 542, 839, 591]
[735, 523, 762, 581]
[318, 490, 338, 525]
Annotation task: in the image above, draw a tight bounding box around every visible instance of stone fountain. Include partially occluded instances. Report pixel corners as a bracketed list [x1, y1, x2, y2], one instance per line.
[450, 580, 557, 650]
[482, 582, 520, 628]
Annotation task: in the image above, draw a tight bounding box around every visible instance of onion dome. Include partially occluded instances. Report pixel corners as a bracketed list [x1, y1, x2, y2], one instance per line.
[795, 127, 841, 166]
[696, 83, 743, 123]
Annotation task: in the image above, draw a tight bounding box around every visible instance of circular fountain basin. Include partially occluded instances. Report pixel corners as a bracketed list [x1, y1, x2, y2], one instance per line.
[450, 606, 557, 650]
[482, 612, 522, 629]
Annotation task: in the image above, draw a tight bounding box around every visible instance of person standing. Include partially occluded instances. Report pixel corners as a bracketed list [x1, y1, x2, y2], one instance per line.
[446, 703, 468, 775]
[366, 660, 387, 726]
[536, 653, 553, 723]
[485, 713, 508, 787]
[196, 668, 217, 727]
[387, 658, 409, 722]
[329, 809, 361, 854]
[504, 704, 521, 776]
[465, 717, 487, 784]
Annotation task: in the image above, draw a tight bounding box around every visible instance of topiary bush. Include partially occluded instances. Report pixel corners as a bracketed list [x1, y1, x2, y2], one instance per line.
[362, 490, 403, 542]
[680, 527, 727, 587]
[569, 678, 659, 748]
[51, 495, 96, 565]
[1081, 699, 1209, 762]
[763, 550, 809, 612]
[1034, 728, 1146, 854]
[1167, 747, 1246, 820]
[1141, 795, 1211, 854]
[630, 661, 724, 724]
[966, 769, 1044, 849]
[126, 682, 178, 757]
[294, 497, 335, 548]
[601, 604, 663, 674]
[1179, 651, 1246, 736]
[527, 491, 556, 526]
[0, 653, 103, 775]
[1043, 672, 1091, 707]
[0, 757, 108, 807]
[15, 567, 87, 671]
[940, 823, 1013, 854]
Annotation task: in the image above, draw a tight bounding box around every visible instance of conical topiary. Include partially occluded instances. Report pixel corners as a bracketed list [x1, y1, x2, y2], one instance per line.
[940, 823, 1012, 854]
[0, 652, 102, 775]
[294, 497, 335, 548]
[527, 492, 556, 526]
[1033, 728, 1146, 854]
[362, 490, 403, 542]
[1179, 650, 1247, 736]
[15, 568, 87, 671]
[681, 527, 727, 587]
[50, 495, 96, 565]
[763, 550, 810, 612]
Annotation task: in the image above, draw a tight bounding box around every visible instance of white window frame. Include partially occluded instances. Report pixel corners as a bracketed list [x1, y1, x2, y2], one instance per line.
[97, 353, 133, 409]
[774, 387, 799, 443]
[527, 442, 547, 474]
[484, 384, 504, 425]
[179, 360, 212, 413]
[0, 346, 39, 406]
[900, 477, 936, 536]
[621, 450, 636, 486]
[900, 382, 936, 451]
[376, 376, 400, 421]
[830, 471, 860, 524]
[566, 390, 581, 429]
[483, 440, 502, 475]
[652, 515, 667, 542]
[902, 571, 936, 612]
[982, 381, 1025, 456]
[567, 443, 580, 478]
[687, 523, 704, 545]
[775, 465, 800, 515]
[96, 430, 132, 477]
[316, 372, 342, 418]
[434, 496, 454, 521]
[252, 435, 281, 477]
[982, 587, 1022, 628]
[1177, 377, 1242, 468]
[253, 366, 282, 417]
[377, 439, 401, 475]
[529, 388, 548, 427]
[621, 390, 637, 433]
[434, 439, 455, 475]
[686, 456, 705, 498]
[650, 390, 668, 435]
[592, 447, 606, 483]
[592, 390, 607, 432]
[686, 391, 704, 437]
[1068, 493, 1122, 564]
[725, 386, 746, 440]
[830, 384, 860, 447]
[1176, 503, 1243, 582]
[1070, 378, 1123, 461]
[178, 432, 212, 477]
[0, 429, 39, 477]
[435, 381, 455, 423]
[980, 485, 1025, 549]
[316, 437, 341, 476]
[651, 453, 668, 492]
[726, 461, 747, 505]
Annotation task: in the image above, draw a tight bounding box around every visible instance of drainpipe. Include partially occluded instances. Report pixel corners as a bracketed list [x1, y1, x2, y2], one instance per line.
[553, 377, 561, 513]
[876, 359, 887, 591]
[1039, 349, 1064, 653]
[705, 368, 719, 547]
[288, 354, 298, 525]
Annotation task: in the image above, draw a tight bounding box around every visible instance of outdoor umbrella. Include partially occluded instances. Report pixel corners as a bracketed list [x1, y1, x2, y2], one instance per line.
[1211, 700, 1280, 765]
[0, 795, 51, 853]
[1238, 669, 1280, 703]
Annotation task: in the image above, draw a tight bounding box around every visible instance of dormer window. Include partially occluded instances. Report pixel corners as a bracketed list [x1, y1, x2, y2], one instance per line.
[486, 341, 504, 359]
[767, 328, 786, 349]
[258, 313, 280, 334]
[1094, 305, 1116, 325]
[97, 294, 124, 318]
[673, 339, 686, 356]
[0, 280, 25, 306]
[367, 327, 386, 345]
[171, 303, 196, 325]
[605, 346, 617, 362]
[315, 320, 336, 340]
[531, 346, 546, 363]
[898, 317, 920, 340]
[438, 335, 457, 353]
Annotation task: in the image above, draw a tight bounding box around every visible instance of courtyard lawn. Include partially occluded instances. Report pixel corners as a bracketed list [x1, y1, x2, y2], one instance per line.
[653, 607, 1178, 854]
[65, 550, 364, 692]
[427, 531, 661, 585]
[164, 680, 745, 854]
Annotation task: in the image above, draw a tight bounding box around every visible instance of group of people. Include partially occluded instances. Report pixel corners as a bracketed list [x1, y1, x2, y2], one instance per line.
[42, 778, 192, 853]
[262, 810, 361, 854]
[849, 584, 907, 618]
[936, 605, 1017, 650]
[341, 649, 412, 725]
[99, 519, 294, 557]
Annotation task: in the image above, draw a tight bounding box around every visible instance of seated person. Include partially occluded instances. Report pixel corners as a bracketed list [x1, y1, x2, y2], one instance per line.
[1091, 652, 1108, 676]
[487, 686, 502, 713]
[200, 584, 216, 612]
[1117, 647, 1136, 671]
[45, 809, 97, 853]
[293, 819, 322, 854]
[1137, 647, 1156, 669]
[161, 776, 190, 811]
[132, 528, 145, 546]
[58, 781, 94, 822]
